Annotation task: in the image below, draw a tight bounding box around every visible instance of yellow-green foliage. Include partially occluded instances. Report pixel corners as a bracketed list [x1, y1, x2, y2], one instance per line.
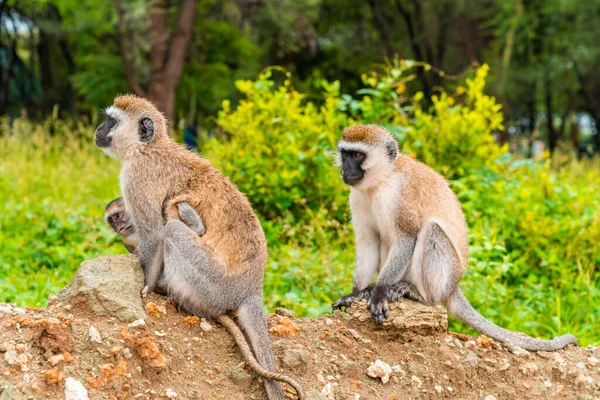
[206, 68, 349, 222]
[406, 65, 507, 179]
[0, 117, 124, 306]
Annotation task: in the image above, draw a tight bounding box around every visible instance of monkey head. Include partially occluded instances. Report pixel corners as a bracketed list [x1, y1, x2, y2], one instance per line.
[336, 124, 398, 189]
[104, 198, 134, 237]
[94, 95, 168, 159]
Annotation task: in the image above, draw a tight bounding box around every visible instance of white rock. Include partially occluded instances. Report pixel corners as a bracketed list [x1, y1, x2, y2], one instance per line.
[502, 340, 529, 356]
[484, 396, 497, 400]
[200, 319, 213, 332]
[411, 375, 423, 388]
[587, 357, 599, 366]
[391, 365, 403, 373]
[543, 379, 552, 388]
[446, 386, 454, 392]
[165, 388, 177, 398]
[65, 377, 89, 400]
[434, 385, 443, 393]
[366, 360, 393, 384]
[89, 325, 102, 343]
[128, 319, 146, 328]
[321, 382, 337, 400]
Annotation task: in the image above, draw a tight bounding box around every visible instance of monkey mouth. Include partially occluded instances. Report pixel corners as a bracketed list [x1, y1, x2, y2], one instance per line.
[342, 175, 364, 185]
[94, 135, 112, 148]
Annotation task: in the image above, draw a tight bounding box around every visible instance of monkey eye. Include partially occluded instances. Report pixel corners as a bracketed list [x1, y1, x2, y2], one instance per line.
[114, 212, 122, 220]
[354, 151, 365, 161]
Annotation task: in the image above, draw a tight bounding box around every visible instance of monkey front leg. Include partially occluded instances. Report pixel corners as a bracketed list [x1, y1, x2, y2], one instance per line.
[332, 231, 380, 311]
[368, 238, 415, 325]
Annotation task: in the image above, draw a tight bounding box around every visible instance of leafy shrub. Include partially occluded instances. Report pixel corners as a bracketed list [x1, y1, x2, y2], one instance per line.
[205, 68, 349, 223]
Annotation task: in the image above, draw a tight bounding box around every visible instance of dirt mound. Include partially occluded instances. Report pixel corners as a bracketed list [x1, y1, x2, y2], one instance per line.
[0, 255, 598, 399]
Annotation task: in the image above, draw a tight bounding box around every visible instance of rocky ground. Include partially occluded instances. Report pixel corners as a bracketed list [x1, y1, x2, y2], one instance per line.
[1, 255, 599, 400]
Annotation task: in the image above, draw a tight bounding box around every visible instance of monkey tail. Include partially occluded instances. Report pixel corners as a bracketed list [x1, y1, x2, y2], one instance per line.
[217, 304, 304, 400]
[446, 288, 578, 351]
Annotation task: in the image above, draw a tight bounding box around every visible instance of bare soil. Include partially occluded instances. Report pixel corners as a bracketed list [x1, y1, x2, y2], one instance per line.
[1, 295, 599, 400]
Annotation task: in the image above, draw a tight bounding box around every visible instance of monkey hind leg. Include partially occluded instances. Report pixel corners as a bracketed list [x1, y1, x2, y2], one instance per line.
[162, 219, 248, 317]
[447, 288, 577, 351]
[410, 220, 462, 306]
[237, 296, 286, 400]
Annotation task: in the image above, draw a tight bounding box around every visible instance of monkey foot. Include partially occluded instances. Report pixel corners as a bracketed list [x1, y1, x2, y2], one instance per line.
[368, 286, 389, 325]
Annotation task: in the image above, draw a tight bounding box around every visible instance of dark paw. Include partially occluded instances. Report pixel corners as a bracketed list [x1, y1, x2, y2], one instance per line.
[332, 293, 359, 312]
[387, 282, 410, 302]
[359, 284, 375, 301]
[368, 287, 389, 325]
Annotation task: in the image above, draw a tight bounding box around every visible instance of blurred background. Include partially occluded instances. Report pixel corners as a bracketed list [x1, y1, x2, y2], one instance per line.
[1, 0, 599, 345]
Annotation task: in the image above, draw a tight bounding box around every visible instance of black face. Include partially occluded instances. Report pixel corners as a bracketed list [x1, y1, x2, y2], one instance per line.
[340, 150, 366, 185]
[94, 117, 117, 148]
[107, 211, 134, 236]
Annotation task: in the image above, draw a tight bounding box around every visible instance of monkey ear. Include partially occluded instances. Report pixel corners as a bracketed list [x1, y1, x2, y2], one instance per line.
[386, 141, 398, 160]
[138, 117, 154, 142]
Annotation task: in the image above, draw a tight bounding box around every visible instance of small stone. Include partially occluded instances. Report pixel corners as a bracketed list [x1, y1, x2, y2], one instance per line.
[89, 325, 102, 343]
[128, 319, 146, 329]
[325, 318, 334, 326]
[281, 349, 310, 369]
[391, 365, 403, 373]
[519, 362, 539, 376]
[462, 351, 480, 368]
[366, 360, 393, 384]
[321, 382, 337, 400]
[275, 308, 294, 318]
[199, 320, 213, 332]
[446, 386, 454, 392]
[411, 375, 423, 388]
[434, 385, 443, 393]
[485, 396, 497, 400]
[503, 340, 529, 356]
[587, 357, 599, 366]
[347, 329, 361, 341]
[165, 389, 177, 398]
[64, 377, 89, 400]
[229, 367, 252, 384]
[0, 383, 25, 400]
[47, 294, 59, 305]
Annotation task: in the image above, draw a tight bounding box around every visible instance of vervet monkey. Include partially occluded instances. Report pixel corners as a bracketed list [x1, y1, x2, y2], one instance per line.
[332, 124, 577, 352]
[95, 95, 303, 399]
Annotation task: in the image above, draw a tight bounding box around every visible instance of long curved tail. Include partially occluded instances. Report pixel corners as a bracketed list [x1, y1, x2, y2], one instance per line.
[218, 299, 304, 399]
[446, 288, 577, 351]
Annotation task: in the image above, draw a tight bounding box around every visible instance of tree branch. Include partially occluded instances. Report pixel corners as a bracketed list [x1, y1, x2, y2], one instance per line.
[164, 0, 198, 86]
[115, 0, 146, 97]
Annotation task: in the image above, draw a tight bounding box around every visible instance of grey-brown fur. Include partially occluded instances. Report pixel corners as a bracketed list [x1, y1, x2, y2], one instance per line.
[95, 95, 302, 399]
[332, 124, 578, 352]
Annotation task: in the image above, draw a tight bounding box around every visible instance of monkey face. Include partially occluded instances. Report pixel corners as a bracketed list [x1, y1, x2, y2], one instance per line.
[106, 211, 134, 237]
[340, 150, 366, 185]
[95, 95, 166, 160]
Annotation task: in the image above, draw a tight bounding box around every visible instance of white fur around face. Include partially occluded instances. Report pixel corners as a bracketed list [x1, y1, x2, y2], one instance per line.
[337, 140, 395, 191]
[101, 106, 144, 161]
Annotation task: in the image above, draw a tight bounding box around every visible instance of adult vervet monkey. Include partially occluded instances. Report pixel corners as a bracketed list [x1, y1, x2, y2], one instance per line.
[94, 95, 303, 399]
[332, 124, 577, 352]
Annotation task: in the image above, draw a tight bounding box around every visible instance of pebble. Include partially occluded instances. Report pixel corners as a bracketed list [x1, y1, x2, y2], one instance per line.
[485, 396, 497, 400]
[434, 385, 443, 393]
[64, 377, 89, 400]
[200, 320, 213, 332]
[411, 375, 423, 388]
[275, 308, 294, 318]
[502, 340, 529, 356]
[165, 388, 178, 398]
[282, 349, 310, 369]
[128, 319, 146, 328]
[89, 325, 102, 343]
[347, 329, 361, 340]
[366, 360, 393, 384]
[321, 382, 337, 400]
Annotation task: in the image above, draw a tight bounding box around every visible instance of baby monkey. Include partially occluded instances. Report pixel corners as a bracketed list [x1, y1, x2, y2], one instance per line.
[104, 197, 205, 254]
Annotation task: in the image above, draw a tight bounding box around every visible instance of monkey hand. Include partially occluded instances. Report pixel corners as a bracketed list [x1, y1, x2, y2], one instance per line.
[332, 291, 361, 312]
[368, 285, 389, 325]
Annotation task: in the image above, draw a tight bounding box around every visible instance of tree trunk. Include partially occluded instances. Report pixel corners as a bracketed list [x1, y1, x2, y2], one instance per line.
[545, 69, 558, 153]
[116, 0, 198, 124]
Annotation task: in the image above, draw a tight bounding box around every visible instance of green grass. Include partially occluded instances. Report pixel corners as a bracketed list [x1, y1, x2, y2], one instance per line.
[1, 118, 599, 346]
